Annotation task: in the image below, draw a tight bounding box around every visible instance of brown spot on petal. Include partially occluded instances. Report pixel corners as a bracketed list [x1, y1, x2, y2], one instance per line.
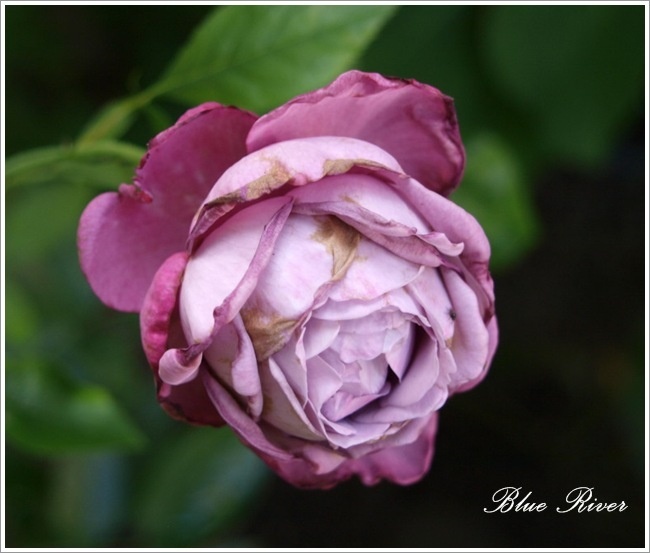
[323, 158, 389, 176]
[241, 307, 296, 361]
[311, 216, 361, 279]
[245, 160, 292, 200]
[341, 194, 359, 204]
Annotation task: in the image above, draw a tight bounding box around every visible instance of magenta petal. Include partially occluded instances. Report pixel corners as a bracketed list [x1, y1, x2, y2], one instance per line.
[157, 378, 225, 428]
[140, 251, 189, 367]
[78, 104, 256, 312]
[139, 252, 223, 426]
[247, 70, 465, 196]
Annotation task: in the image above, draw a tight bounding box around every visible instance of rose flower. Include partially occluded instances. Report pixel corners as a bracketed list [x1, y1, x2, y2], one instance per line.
[78, 71, 498, 488]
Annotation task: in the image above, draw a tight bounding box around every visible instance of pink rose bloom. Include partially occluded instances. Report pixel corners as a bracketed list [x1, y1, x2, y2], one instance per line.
[78, 71, 497, 488]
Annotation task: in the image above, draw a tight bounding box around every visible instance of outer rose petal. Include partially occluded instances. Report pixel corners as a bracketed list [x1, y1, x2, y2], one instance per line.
[247, 70, 465, 196]
[78, 104, 257, 312]
[139, 251, 223, 426]
[266, 414, 438, 488]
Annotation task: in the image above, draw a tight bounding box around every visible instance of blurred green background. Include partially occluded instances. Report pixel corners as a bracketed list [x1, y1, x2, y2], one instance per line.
[3, 5, 646, 548]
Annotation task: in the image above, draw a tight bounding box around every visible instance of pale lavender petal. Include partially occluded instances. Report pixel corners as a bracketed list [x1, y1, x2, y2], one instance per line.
[332, 312, 410, 363]
[319, 350, 388, 398]
[398, 176, 496, 315]
[159, 197, 292, 379]
[190, 136, 403, 243]
[180, 196, 293, 343]
[303, 354, 343, 419]
[442, 268, 490, 389]
[251, 415, 438, 488]
[356, 382, 447, 425]
[322, 382, 391, 422]
[204, 315, 263, 419]
[288, 172, 430, 234]
[385, 322, 416, 380]
[378, 337, 439, 408]
[159, 348, 203, 386]
[202, 370, 293, 460]
[314, 287, 426, 324]
[247, 70, 465, 196]
[269, 336, 309, 403]
[301, 318, 340, 359]
[243, 213, 350, 325]
[259, 359, 323, 441]
[345, 414, 438, 485]
[292, 199, 457, 268]
[78, 104, 256, 312]
[453, 315, 498, 393]
[407, 266, 456, 345]
[328, 236, 423, 303]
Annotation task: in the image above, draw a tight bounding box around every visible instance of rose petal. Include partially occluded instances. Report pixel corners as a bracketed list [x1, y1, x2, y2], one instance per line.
[397, 176, 495, 311]
[328, 236, 424, 303]
[78, 104, 256, 312]
[290, 172, 466, 268]
[301, 318, 340, 359]
[180, 196, 293, 343]
[406, 266, 456, 345]
[441, 268, 490, 388]
[190, 136, 404, 242]
[157, 377, 225, 427]
[204, 315, 263, 419]
[247, 70, 465, 196]
[346, 413, 438, 485]
[376, 336, 440, 409]
[202, 370, 293, 460]
[243, 213, 355, 326]
[260, 358, 323, 441]
[288, 172, 430, 234]
[140, 251, 189, 367]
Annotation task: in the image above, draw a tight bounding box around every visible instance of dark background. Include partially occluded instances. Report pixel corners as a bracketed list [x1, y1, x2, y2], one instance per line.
[4, 5, 646, 548]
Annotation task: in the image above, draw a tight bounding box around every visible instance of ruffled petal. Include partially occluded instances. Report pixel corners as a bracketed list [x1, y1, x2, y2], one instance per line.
[242, 213, 358, 331]
[345, 413, 438, 485]
[267, 413, 438, 488]
[189, 136, 403, 243]
[78, 104, 256, 312]
[441, 268, 490, 389]
[290, 173, 465, 268]
[247, 70, 465, 196]
[180, 196, 293, 343]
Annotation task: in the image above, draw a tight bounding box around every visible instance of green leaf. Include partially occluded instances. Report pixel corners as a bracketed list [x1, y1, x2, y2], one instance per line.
[77, 91, 157, 145]
[5, 360, 146, 455]
[482, 5, 644, 167]
[134, 426, 269, 546]
[451, 133, 540, 271]
[158, 5, 397, 113]
[5, 141, 144, 190]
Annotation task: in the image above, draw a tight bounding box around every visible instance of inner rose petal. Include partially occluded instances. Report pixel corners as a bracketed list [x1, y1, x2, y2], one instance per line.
[240, 213, 360, 360]
[180, 196, 291, 343]
[328, 237, 424, 303]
